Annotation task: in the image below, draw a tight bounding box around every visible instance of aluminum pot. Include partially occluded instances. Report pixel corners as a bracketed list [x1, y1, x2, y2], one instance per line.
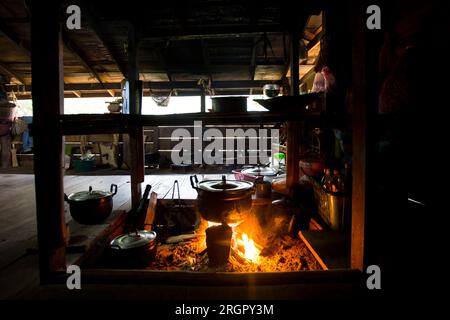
[109, 230, 157, 267]
[64, 184, 117, 224]
[190, 175, 253, 225]
[232, 164, 278, 182]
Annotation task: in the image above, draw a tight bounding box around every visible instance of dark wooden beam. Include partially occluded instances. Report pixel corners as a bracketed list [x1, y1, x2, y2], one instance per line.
[200, 39, 214, 95]
[0, 17, 31, 23]
[60, 110, 345, 135]
[30, 0, 66, 284]
[0, 20, 31, 57]
[62, 31, 105, 85]
[9, 80, 283, 93]
[305, 26, 323, 51]
[0, 62, 26, 84]
[127, 26, 144, 208]
[200, 90, 206, 113]
[250, 37, 258, 81]
[141, 25, 286, 41]
[158, 47, 172, 82]
[348, 2, 382, 272]
[81, 6, 127, 78]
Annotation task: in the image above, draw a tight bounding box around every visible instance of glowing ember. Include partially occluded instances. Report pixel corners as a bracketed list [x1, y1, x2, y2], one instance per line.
[238, 233, 260, 263]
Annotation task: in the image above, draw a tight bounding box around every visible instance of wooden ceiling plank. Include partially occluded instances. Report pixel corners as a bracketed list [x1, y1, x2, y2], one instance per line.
[62, 31, 104, 85]
[81, 6, 127, 78]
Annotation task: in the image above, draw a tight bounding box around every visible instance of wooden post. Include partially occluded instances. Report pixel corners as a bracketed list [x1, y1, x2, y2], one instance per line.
[286, 29, 301, 191]
[349, 2, 380, 271]
[289, 30, 300, 97]
[200, 90, 206, 113]
[30, 0, 66, 283]
[128, 25, 144, 208]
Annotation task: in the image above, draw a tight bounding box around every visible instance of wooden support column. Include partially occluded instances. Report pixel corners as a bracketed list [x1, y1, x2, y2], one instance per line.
[127, 25, 144, 208]
[286, 29, 301, 191]
[349, 2, 380, 271]
[289, 30, 300, 97]
[200, 90, 206, 113]
[30, 0, 66, 283]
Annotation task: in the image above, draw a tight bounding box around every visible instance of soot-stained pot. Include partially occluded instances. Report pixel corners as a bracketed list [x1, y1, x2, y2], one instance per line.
[109, 230, 157, 267]
[64, 184, 117, 224]
[190, 175, 253, 225]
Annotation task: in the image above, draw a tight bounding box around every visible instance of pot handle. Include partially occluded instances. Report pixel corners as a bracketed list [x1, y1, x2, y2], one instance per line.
[64, 193, 69, 202]
[190, 175, 199, 189]
[110, 184, 118, 196]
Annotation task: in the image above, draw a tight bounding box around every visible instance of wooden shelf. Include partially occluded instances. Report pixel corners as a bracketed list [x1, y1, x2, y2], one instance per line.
[60, 112, 350, 135]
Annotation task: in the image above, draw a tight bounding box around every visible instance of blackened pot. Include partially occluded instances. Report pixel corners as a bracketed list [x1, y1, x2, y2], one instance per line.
[64, 184, 117, 224]
[190, 175, 253, 225]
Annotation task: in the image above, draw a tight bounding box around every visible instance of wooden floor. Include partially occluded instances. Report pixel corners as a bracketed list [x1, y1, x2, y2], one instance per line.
[0, 172, 232, 298]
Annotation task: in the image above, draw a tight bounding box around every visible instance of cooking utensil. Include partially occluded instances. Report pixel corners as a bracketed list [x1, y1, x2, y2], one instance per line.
[233, 163, 278, 182]
[211, 96, 247, 113]
[109, 230, 158, 267]
[127, 184, 152, 231]
[241, 164, 278, 177]
[190, 175, 253, 225]
[255, 176, 272, 199]
[64, 184, 117, 224]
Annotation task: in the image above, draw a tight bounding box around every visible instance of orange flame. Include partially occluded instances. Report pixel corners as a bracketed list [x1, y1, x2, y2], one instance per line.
[238, 233, 260, 263]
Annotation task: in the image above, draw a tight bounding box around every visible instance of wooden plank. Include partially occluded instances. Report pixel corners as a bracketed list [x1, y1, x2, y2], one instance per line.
[30, 0, 66, 284]
[143, 192, 158, 230]
[11, 80, 282, 93]
[72, 210, 128, 268]
[67, 269, 362, 287]
[299, 230, 350, 270]
[349, 3, 373, 272]
[59, 110, 344, 136]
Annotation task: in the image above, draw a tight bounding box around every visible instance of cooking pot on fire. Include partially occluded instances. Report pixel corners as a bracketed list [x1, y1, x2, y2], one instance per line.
[64, 184, 117, 224]
[190, 175, 253, 225]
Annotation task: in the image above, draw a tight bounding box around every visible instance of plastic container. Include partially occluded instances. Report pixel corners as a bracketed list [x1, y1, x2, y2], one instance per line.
[73, 158, 96, 172]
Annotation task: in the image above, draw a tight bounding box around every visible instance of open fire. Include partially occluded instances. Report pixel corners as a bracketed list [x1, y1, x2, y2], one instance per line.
[146, 216, 322, 272]
[237, 233, 261, 263]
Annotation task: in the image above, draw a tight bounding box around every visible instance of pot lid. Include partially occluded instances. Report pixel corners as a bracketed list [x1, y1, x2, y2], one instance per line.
[110, 230, 157, 250]
[68, 187, 111, 201]
[242, 166, 277, 176]
[198, 176, 253, 193]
